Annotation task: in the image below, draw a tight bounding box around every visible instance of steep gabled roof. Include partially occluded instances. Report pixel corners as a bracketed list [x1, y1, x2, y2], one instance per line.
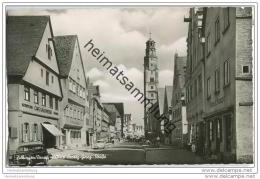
[53, 35, 77, 78]
[7, 16, 50, 76]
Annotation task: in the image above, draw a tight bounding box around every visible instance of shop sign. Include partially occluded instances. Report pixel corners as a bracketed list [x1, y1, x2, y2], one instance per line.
[22, 103, 55, 115]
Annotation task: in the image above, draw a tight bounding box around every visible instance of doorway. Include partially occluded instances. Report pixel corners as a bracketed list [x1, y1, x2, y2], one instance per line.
[86, 131, 90, 146]
[42, 123, 56, 148]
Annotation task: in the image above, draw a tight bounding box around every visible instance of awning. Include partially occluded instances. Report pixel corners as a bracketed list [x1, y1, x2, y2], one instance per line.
[42, 123, 64, 136]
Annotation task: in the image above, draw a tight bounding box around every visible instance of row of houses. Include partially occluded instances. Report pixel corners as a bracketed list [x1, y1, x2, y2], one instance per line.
[159, 7, 253, 163]
[7, 16, 125, 155]
[123, 114, 144, 139]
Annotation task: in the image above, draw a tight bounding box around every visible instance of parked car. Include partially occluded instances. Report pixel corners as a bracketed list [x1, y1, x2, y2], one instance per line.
[93, 139, 106, 149]
[9, 144, 52, 166]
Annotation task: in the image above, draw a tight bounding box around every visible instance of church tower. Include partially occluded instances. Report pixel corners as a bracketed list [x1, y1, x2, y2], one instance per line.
[143, 35, 159, 137]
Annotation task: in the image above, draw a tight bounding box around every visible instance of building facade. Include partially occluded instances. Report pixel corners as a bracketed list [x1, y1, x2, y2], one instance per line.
[88, 85, 103, 142]
[202, 7, 253, 163]
[157, 87, 165, 137]
[104, 103, 124, 139]
[184, 8, 206, 155]
[143, 36, 160, 139]
[101, 107, 110, 141]
[162, 86, 173, 144]
[7, 16, 63, 155]
[123, 114, 132, 138]
[171, 54, 188, 147]
[54, 35, 88, 149]
[103, 103, 120, 141]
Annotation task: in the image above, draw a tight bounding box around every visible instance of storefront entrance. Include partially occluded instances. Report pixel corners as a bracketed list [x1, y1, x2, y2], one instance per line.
[42, 126, 56, 148]
[86, 131, 90, 146]
[42, 122, 63, 148]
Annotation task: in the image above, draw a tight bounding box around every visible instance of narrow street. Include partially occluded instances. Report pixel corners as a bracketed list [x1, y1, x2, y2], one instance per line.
[48, 142, 206, 165]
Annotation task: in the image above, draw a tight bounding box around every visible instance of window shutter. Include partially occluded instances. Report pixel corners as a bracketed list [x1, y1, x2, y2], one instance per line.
[39, 125, 42, 141]
[20, 123, 23, 142]
[37, 124, 40, 141]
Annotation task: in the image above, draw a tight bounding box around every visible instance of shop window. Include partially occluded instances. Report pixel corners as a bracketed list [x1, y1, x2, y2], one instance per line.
[22, 123, 29, 142]
[42, 93, 46, 106]
[24, 86, 30, 101]
[34, 90, 38, 104]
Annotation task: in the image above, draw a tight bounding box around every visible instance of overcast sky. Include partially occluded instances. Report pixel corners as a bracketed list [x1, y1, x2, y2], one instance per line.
[8, 6, 189, 126]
